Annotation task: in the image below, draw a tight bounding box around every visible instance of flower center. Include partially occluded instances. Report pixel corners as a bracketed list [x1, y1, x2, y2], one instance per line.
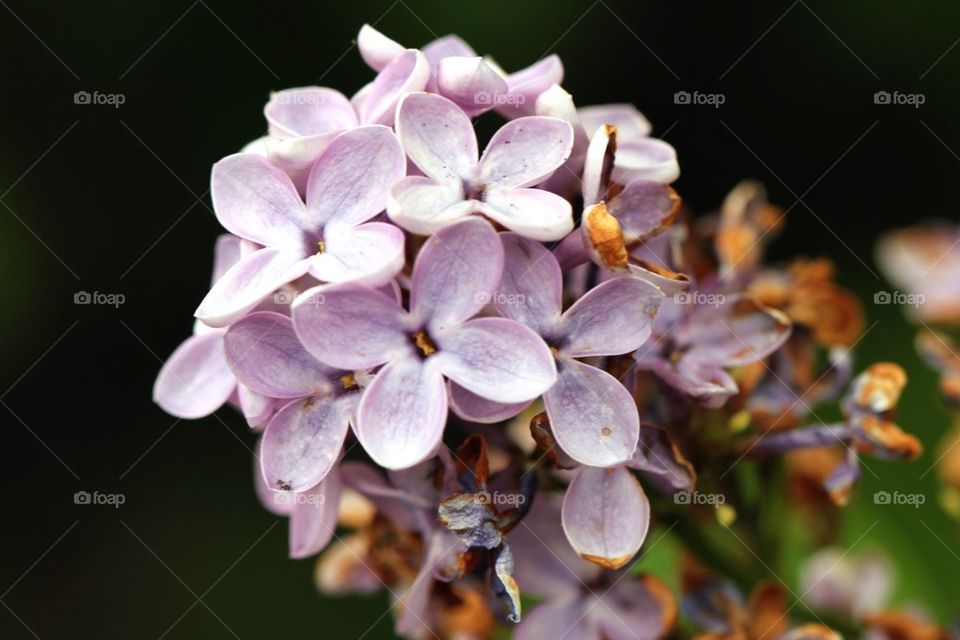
[339, 373, 357, 389]
[413, 330, 437, 357]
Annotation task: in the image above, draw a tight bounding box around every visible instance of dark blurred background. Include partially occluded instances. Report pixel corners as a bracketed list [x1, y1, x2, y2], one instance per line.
[2, 0, 959, 637]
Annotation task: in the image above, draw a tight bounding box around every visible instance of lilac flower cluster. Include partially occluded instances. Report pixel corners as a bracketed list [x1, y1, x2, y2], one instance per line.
[154, 24, 939, 640]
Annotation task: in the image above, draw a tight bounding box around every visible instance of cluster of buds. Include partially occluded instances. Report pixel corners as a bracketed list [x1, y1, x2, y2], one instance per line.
[153, 24, 948, 640]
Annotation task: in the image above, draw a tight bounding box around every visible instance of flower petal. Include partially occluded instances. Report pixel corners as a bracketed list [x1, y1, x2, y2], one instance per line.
[238, 384, 277, 429]
[559, 275, 663, 358]
[479, 116, 574, 189]
[260, 394, 354, 493]
[211, 234, 244, 283]
[480, 187, 574, 242]
[562, 465, 650, 569]
[308, 221, 405, 286]
[396, 92, 478, 182]
[305, 125, 405, 231]
[264, 87, 356, 138]
[357, 24, 405, 71]
[223, 312, 335, 398]
[289, 468, 342, 559]
[609, 180, 681, 243]
[291, 283, 412, 370]
[153, 331, 234, 419]
[627, 425, 697, 492]
[496, 233, 563, 337]
[516, 594, 596, 640]
[613, 137, 680, 184]
[647, 356, 739, 409]
[543, 357, 640, 467]
[411, 217, 504, 329]
[448, 382, 530, 423]
[194, 248, 309, 328]
[578, 103, 652, 139]
[434, 317, 556, 404]
[387, 176, 473, 235]
[242, 133, 340, 195]
[502, 55, 564, 115]
[355, 356, 448, 469]
[357, 49, 430, 126]
[596, 575, 678, 640]
[681, 296, 792, 367]
[211, 153, 306, 247]
[422, 34, 477, 67]
[436, 56, 509, 117]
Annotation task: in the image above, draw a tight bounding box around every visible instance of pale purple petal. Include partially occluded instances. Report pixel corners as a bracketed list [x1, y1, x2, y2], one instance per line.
[596, 578, 675, 640]
[681, 296, 792, 367]
[211, 234, 244, 283]
[339, 461, 428, 530]
[579, 104, 652, 139]
[581, 123, 615, 205]
[422, 34, 477, 68]
[357, 49, 430, 126]
[243, 133, 339, 195]
[517, 595, 597, 640]
[307, 221, 405, 286]
[435, 56, 508, 116]
[264, 87, 356, 138]
[153, 331, 234, 419]
[559, 275, 663, 358]
[448, 382, 530, 423]
[503, 55, 564, 111]
[628, 261, 691, 296]
[395, 92, 478, 182]
[194, 248, 308, 327]
[609, 180, 680, 243]
[561, 465, 650, 569]
[479, 187, 574, 241]
[211, 153, 306, 247]
[305, 125, 405, 231]
[648, 356, 739, 409]
[223, 312, 335, 398]
[254, 439, 293, 516]
[411, 217, 504, 329]
[479, 116, 574, 189]
[386, 176, 473, 235]
[613, 138, 680, 184]
[543, 357, 640, 467]
[496, 233, 563, 336]
[627, 425, 696, 492]
[357, 24, 405, 71]
[291, 283, 412, 370]
[509, 494, 600, 597]
[260, 394, 353, 493]
[238, 384, 277, 429]
[355, 356, 447, 469]
[394, 532, 447, 637]
[434, 317, 557, 403]
[289, 468, 341, 559]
